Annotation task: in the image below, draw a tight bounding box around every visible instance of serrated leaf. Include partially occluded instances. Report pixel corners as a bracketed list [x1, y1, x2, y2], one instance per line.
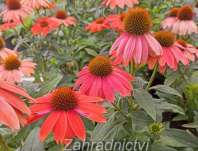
[150, 85, 182, 98]
[134, 89, 157, 121]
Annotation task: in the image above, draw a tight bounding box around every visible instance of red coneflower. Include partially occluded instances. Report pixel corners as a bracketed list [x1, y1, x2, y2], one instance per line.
[102, 0, 139, 9]
[104, 13, 126, 32]
[31, 17, 59, 36]
[0, 0, 32, 22]
[172, 5, 197, 35]
[85, 17, 108, 33]
[0, 21, 21, 32]
[75, 56, 133, 102]
[21, 0, 51, 9]
[0, 54, 36, 83]
[28, 87, 106, 144]
[175, 39, 197, 61]
[51, 10, 77, 27]
[148, 31, 189, 73]
[161, 7, 179, 30]
[0, 80, 33, 130]
[110, 8, 162, 66]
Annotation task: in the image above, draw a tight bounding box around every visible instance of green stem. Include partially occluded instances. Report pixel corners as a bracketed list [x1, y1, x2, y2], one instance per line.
[146, 64, 158, 90]
[61, 144, 65, 151]
[129, 62, 135, 75]
[112, 103, 128, 119]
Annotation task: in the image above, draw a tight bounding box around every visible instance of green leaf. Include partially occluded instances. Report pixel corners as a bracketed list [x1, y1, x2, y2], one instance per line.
[183, 122, 198, 128]
[157, 101, 185, 115]
[0, 134, 11, 151]
[35, 73, 63, 97]
[91, 112, 127, 141]
[85, 48, 98, 56]
[134, 89, 157, 121]
[21, 127, 44, 151]
[161, 129, 198, 148]
[151, 144, 177, 151]
[150, 85, 182, 98]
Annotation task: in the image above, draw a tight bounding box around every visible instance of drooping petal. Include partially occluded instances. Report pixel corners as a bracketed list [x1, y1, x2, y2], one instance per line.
[67, 110, 86, 141]
[40, 111, 60, 141]
[0, 97, 20, 130]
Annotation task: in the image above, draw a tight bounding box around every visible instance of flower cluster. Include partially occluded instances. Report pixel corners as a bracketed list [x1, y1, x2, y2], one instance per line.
[0, 0, 198, 149]
[161, 5, 198, 35]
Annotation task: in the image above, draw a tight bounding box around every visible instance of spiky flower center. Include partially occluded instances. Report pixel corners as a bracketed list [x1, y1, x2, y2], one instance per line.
[88, 56, 113, 77]
[120, 12, 126, 21]
[168, 8, 179, 17]
[95, 18, 105, 24]
[56, 10, 67, 19]
[124, 8, 152, 35]
[40, 21, 49, 27]
[4, 55, 21, 70]
[178, 6, 193, 20]
[6, 0, 21, 10]
[51, 87, 78, 111]
[177, 39, 187, 47]
[154, 31, 175, 47]
[0, 37, 5, 50]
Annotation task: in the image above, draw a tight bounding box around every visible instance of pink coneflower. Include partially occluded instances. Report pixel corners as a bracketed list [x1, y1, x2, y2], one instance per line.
[172, 5, 197, 35]
[175, 39, 197, 61]
[0, 0, 32, 22]
[28, 87, 106, 144]
[0, 37, 17, 58]
[102, 0, 139, 9]
[21, 0, 51, 9]
[51, 10, 77, 27]
[110, 8, 162, 66]
[85, 17, 108, 33]
[0, 80, 33, 130]
[147, 31, 189, 73]
[31, 17, 59, 36]
[104, 13, 126, 32]
[0, 54, 36, 83]
[161, 7, 179, 30]
[75, 56, 133, 102]
[0, 21, 21, 32]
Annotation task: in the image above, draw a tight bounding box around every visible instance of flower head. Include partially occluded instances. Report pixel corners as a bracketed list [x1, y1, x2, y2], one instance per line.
[29, 87, 106, 144]
[21, 0, 51, 9]
[148, 31, 189, 73]
[0, 37, 17, 58]
[0, 0, 32, 22]
[0, 54, 36, 83]
[0, 21, 21, 32]
[31, 17, 59, 36]
[172, 5, 197, 35]
[110, 8, 162, 65]
[104, 13, 126, 32]
[161, 7, 179, 30]
[51, 10, 77, 27]
[75, 55, 133, 102]
[102, 0, 139, 9]
[0, 80, 33, 130]
[85, 17, 108, 33]
[124, 8, 152, 35]
[175, 39, 197, 61]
